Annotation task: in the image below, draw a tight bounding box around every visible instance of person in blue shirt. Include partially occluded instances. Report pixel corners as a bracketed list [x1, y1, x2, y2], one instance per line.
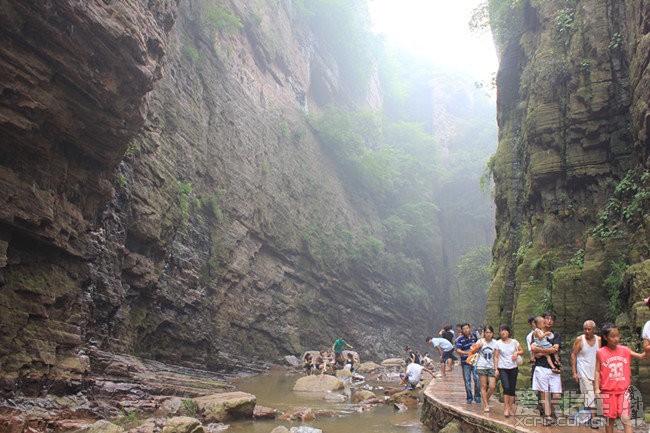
[455, 323, 481, 404]
[426, 335, 457, 376]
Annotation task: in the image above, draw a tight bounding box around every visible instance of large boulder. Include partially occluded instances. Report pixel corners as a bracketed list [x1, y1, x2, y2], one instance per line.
[161, 416, 204, 433]
[155, 397, 184, 417]
[293, 375, 344, 392]
[351, 390, 376, 403]
[193, 392, 256, 422]
[253, 405, 278, 419]
[341, 350, 360, 364]
[335, 368, 352, 379]
[284, 355, 300, 367]
[387, 389, 419, 407]
[130, 418, 159, 433]
[356, 361, 382, 373]
[381, 358, 405, 368]
[278, 407, 315, 421]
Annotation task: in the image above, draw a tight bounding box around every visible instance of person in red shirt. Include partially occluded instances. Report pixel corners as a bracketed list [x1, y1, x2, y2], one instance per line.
[594, 323, 646, 433]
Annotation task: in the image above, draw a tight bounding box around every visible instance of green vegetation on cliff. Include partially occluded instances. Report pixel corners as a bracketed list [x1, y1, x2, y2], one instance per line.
[193, 0, 243, 38]
[592, 169, 650, 247]
[308, 107, 441, 306]
[294, 0, 374, 92]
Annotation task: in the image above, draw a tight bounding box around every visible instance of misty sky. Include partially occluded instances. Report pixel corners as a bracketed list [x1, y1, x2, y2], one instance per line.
[369, 0, 498, 78]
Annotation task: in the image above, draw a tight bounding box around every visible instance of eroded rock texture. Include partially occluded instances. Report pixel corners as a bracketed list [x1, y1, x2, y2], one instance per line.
[487, 0, 650, 392]
[0, 0, 176, 393]
[0, 0, 467, 395]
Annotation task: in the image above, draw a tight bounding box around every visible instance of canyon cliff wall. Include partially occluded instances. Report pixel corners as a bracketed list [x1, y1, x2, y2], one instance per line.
[0, 0, 493, 395]
[0, 0, 177, 394]
[487, 0, 650, 392]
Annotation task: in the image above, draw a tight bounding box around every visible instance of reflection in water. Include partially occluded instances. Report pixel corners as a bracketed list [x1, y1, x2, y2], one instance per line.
[229, 369, 426, 433]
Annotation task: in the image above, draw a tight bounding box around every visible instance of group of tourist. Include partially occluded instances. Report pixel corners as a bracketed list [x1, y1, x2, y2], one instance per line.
[402, 296, 650, 430]
[302, 336, 355, 375]
[303, 297, 650, 431]
[432, 322, 523, 415]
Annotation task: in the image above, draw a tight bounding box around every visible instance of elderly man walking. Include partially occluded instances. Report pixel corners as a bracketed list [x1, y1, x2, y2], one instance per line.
[571, 320, 600, 422]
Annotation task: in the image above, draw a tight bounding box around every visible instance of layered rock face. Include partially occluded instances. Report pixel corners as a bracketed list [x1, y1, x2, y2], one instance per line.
[487, 0, 650, 390]
[0, 0, 177, 393]
[0, 0, 458, 395]
[99, 0, 433, 369]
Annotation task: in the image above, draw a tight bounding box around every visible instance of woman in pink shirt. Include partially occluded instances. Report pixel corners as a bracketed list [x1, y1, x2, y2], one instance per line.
[594, 323, 646, 433]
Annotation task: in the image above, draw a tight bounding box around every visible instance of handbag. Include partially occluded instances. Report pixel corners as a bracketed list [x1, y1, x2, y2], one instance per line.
[515, 341, 523, 366]
[465, 339, 482, 366]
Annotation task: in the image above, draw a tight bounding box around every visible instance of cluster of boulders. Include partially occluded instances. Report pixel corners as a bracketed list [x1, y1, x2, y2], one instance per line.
[284, 353, 428, 412]
[0, 391, 259, 433]
[0, 352, 430, 433]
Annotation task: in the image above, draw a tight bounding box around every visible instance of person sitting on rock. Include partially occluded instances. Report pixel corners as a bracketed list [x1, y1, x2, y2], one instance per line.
[400, 358, 435, 389]
[345, 352, 356, 373]
[314, 356, 327, 375]
[317, 350, 335, 374]
[422, 352, 436, 371]
[303, 353, 314, 375]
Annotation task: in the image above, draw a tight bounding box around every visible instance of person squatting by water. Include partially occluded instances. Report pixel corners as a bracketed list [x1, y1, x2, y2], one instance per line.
[400, 358, 435, 389]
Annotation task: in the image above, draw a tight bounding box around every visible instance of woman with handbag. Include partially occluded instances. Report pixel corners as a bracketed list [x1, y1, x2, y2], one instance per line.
[495, 324, 525, 417]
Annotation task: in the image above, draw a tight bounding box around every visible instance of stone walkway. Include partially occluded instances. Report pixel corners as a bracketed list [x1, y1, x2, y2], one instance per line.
[421, 368, 628, 433]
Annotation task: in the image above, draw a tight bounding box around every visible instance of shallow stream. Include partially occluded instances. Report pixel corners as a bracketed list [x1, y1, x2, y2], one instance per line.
[228, 369, 427, 433]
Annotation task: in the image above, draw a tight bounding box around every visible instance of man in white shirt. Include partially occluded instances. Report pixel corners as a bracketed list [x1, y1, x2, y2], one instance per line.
[400, 358, 435, 389]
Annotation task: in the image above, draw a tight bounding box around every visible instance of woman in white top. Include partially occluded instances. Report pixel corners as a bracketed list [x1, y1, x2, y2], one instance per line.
[494, 324, 524, 417]
[471, 325, 499, 412]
